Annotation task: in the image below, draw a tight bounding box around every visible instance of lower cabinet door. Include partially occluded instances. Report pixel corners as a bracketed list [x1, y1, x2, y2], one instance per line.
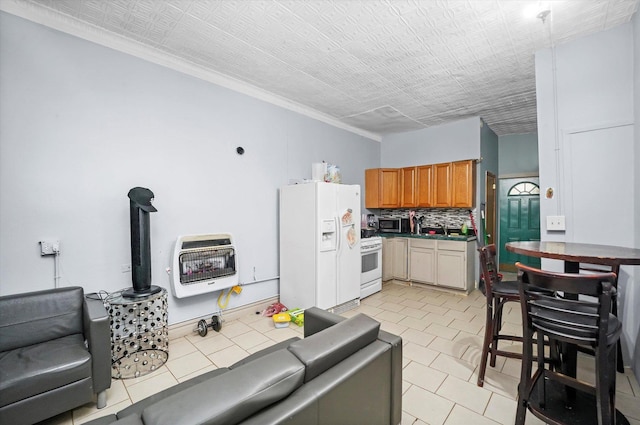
[436, 250, 466, 289]
[410, 248, 435, 284]
[392, 238, 408, 280]
[382, 238, 393, 281]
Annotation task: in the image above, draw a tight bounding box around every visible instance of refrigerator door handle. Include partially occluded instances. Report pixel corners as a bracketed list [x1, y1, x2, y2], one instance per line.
[335, 216, 341, 252]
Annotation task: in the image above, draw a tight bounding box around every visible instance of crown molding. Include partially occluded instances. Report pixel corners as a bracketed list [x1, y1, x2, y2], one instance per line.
[0, 1, 382, 142]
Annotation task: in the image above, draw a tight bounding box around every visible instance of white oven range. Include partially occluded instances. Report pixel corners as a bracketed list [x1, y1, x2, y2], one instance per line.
[360, 236, 382, 299]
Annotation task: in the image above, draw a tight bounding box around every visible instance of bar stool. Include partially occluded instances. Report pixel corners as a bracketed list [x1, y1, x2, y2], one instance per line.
[579, 262, 624, 373]
[515, 262, 622, 425]
[476, 244, 524, 387]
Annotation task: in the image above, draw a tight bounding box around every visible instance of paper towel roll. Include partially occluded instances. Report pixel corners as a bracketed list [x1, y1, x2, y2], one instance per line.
[312, 162, 327, 181]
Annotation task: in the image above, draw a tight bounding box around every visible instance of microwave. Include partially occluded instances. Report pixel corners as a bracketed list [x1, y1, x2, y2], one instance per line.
[378, 218, 410, 233]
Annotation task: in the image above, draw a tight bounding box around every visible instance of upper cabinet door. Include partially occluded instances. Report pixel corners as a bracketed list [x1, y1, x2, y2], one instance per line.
[379, 168, 400, 208]
[451, 160, 475, 208]
[365, 168, 400, 209]
[433, 163, 452, 207]
[400, 166, 417, 208]
[416, 165, 433, 207]
[365, 168, 380, 208]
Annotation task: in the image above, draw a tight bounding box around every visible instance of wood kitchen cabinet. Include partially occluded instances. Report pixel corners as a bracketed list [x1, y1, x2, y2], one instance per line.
[432, 163, 452, 207]
[365, 168, 400, 209]
[382, 237, 408, 281]
[451, 160, 475, 208]
[409, 239, 436, 284]
[416, 165, 433, 207]
[400, 166, 417, 208]
[365, 160, 474, 209]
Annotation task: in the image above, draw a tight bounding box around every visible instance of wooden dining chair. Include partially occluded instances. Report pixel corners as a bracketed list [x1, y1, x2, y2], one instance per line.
[515, 262, 622, 425]
[476, 244, 524, 387]
[578, 262, 624, 373]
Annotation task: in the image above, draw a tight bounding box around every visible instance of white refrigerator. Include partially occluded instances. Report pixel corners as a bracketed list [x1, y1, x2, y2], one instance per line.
[279, 182, 361, 311]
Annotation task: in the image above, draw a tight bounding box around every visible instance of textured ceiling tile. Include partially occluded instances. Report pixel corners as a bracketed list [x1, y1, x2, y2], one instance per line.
[18, 0, 640, 136]
[342, 105, 426, 134]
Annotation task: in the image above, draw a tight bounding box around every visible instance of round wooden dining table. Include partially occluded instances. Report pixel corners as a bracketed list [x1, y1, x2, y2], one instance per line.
[505, 241, 640, 273]
[506, 240, 640, 372]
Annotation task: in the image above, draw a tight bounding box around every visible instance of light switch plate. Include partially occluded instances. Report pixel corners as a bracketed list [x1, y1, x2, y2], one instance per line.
[546, 215, 566, 231]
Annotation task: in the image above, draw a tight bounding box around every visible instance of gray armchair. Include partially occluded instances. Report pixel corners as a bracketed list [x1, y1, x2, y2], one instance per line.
[0, 286, 111, 425]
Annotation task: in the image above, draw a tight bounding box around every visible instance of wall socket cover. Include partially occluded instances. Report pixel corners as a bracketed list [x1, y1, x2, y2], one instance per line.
[40, 240, 59, 255]
[546, 215, 566, 231]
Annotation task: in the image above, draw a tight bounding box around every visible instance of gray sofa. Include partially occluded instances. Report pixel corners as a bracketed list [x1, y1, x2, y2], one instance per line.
[84, 307, 403, 425]
[0, 286, 112, 425]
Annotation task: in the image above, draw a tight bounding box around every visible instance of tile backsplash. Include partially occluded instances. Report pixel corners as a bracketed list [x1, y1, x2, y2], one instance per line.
[380, 208, 476, 230]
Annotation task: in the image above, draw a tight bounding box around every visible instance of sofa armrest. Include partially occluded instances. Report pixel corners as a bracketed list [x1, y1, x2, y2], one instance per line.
[303, 307, 346, 338]
[83, 414, 143, 425]
[303, 308, 403, 425]
[377, 329, 403, 425]
[290, 313, 380, 382]
[84, 296, 112, 394]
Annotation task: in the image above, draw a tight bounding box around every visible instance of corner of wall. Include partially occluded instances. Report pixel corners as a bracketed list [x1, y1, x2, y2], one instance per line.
[631, 9, 640, 381]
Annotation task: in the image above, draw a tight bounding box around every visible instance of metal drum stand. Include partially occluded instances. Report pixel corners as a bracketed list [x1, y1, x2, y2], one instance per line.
[105, 287, 169, 379]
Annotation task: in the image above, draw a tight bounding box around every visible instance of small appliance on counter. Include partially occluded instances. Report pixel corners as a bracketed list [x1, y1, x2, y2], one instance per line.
[361, 213, 378, 238]
[378, 217, 410, 233]
[361, 227, 378, 238]
[366, 214, 377, 228]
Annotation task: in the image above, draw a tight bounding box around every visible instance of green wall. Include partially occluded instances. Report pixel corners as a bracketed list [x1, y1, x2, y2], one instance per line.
[498, 133, 539, 176]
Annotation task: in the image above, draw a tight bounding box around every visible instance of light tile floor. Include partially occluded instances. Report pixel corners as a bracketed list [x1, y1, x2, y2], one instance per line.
[40, 282, 640, 425]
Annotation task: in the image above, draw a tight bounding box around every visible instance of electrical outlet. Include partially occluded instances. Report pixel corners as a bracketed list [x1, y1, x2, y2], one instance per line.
[40, 240, 59, 256]
[546, 215, 566, 231]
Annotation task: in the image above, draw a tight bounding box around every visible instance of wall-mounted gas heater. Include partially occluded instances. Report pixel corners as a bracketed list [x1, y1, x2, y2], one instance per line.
[171, 234, 238, 298]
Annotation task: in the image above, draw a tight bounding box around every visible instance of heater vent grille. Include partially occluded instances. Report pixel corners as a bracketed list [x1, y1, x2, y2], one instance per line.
[178, 247, 235, 284]
[171, 233, 238, 298]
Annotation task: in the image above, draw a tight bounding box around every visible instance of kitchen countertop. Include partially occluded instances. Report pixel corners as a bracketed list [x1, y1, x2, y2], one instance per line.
[379, 233, 477, 242]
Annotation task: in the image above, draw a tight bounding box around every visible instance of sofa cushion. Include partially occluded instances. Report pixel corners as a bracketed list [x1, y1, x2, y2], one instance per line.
[229, 337, 300, 369]
[0, 287, 84, 352]
[0, 334, 91, 407]
[115, 416, 144, 425]
[116, 368, 229, 419]
[287, 313, 380, 382]
[140, 349, 305, 425]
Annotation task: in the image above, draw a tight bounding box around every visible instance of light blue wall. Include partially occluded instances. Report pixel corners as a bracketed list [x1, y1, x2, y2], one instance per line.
[380, 117, 481, 168]
[0, 12, 380, 324]
[498, 133, 539, 176]
[479, 119, 499, 209]
[536, 22, 637, 368]
[633, 10, 640, 378]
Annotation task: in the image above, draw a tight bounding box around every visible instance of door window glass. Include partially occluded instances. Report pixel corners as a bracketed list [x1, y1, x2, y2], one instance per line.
[508, 182, 540, 196]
